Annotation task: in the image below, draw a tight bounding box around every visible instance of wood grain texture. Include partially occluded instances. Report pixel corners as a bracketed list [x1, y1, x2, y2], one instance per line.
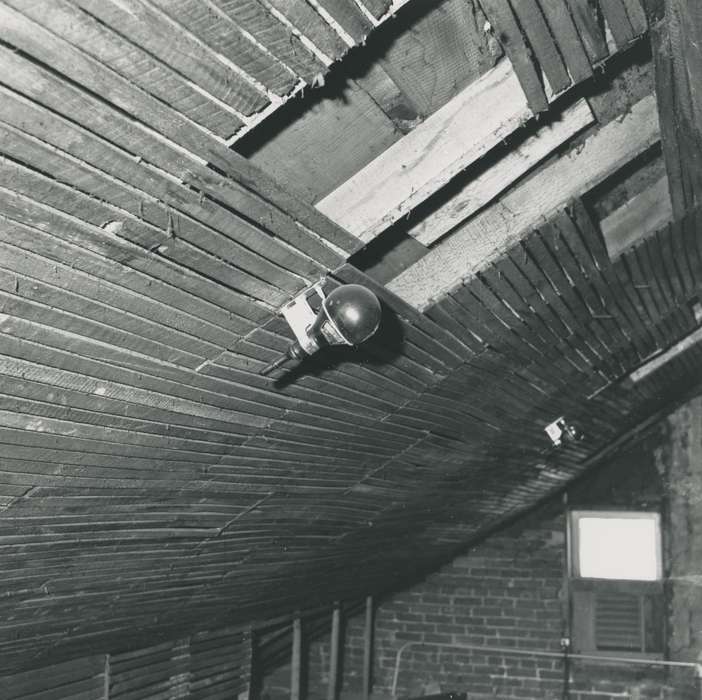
[509, 0, 571, 94]
[564, 0, 609, 63]
[0, 0, 698, 680]
[316, 60, 532, 242]
[378, 0, 498, 116]
[654, 0, 702, 214]
[599, 0, 636, 47]
[388, 95, 660, 308]
[263, 0, 349, 60]
[244, 79, 400, 204]
[314, 0, 373, 43]
[358, 0, 392, 19]
[480, 0, 549, 112]
[601, 176, 673, 258]
[408, 98, 594, 246]
[537, 0, 593, 82]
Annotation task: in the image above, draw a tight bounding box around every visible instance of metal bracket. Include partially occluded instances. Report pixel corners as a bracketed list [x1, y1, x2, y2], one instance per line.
[280, 281, 326, 355]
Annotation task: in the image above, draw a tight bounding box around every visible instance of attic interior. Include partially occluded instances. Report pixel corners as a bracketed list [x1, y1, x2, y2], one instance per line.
[0, 0, 701, 698]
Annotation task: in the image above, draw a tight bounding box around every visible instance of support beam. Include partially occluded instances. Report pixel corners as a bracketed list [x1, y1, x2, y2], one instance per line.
[408, 98, 594, 246]
[291, 617, 302, 700]
[328, 604, 341, 700]
[104, 654, 110, 700]
[362, 596, 374, 700]
[600, 175, 673, 258]
[388, 95, 660, 309]
[315, 60, 533, 243]
[651, 0, 702, 217]
[630, 325, 702, 382]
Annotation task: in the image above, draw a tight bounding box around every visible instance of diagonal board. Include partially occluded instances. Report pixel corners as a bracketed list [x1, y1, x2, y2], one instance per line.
[407, 98, 594, 246]
[388, 95, 661, 309]
[601, 175, 673, 259]
[315, 59, 532, 243]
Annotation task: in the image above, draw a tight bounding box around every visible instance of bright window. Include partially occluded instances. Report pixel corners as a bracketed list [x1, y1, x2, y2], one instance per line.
[571, 511, 661, 581]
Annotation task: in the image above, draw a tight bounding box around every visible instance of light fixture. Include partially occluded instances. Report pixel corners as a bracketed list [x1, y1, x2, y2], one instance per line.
[259, 282, 382, 376]
[544, 416, 583, 447]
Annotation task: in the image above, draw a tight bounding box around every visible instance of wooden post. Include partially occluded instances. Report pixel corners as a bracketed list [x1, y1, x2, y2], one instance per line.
[327, 604, 341, 700]
[291, 617, 302, 700]
[362, 596, 374, 700]
[103, 654, 110, 700]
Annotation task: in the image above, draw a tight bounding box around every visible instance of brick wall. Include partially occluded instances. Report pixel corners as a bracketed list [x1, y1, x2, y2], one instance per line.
[261, 397, 702, 700]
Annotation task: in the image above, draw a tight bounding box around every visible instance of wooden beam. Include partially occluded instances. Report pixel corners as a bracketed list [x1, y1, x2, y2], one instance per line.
[388, 95, 660, 308]
[362, 596, 373, 700]
[104, 654, 110, 700]
[600, 175, 673, 258]
[630, 325, 702, 382]
[328, 604, 341, 700]
[290, 617, 302, 700]
[652, 0, 702, 216]
[480, 0, 549, 112]
[315, 60, 533, 243]
[408, 98, 594, 246]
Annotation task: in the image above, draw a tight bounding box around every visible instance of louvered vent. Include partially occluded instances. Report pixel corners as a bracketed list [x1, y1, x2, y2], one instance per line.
[595, 591, 642, 651]
[594, 591, 663, 653]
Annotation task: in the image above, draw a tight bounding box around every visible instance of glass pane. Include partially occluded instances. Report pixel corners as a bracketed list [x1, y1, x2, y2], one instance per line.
[577, 515, 660, 580]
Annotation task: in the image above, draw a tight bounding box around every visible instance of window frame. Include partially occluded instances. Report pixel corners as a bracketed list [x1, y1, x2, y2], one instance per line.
[568, 510, 663, 581]
[567, 509, 665, 659]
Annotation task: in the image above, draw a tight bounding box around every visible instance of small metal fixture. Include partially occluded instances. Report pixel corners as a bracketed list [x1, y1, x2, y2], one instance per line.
[259, 281, 382, 376]
[544, 417, 583, 447]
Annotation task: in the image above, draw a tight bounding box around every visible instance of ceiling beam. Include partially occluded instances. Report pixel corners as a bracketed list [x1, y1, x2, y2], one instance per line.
[600, 175, 673, 259]
[388, 95, 660, 309]
[407, 98, 594, 246]
[630, 324, 702, 382]
[315, 59, 534, 243]
[651, 0, 702, 217]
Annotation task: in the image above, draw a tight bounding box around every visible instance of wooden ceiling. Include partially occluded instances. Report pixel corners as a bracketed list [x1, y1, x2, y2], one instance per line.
[0, 0, 701, 676]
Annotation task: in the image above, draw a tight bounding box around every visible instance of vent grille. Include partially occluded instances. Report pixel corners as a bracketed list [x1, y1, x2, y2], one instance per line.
[594, 591, 663, 653]
[595, 592, 642, 651]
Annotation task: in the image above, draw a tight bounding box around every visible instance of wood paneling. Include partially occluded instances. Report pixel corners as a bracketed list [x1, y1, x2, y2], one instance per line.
[480, 0, 649, 109]
[0, 0, 697, 681]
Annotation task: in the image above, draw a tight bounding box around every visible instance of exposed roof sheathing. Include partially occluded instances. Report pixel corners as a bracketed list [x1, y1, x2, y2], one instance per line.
[0, 0, 700, 677]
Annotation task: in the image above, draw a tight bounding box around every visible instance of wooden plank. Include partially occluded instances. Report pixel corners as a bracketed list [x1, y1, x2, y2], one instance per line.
[0, 95, 328, 280]
[262, 0, 349, 60]
[561, 201, 653, 360]
[74, 0, 294, 97]
[206, 0, 326, 82]
[479, 0, 549, 112]
[352, 63, 422, 133]
[509, 0, 571, 94]
[316, 60, 532, 242]
[375, 0, 496, 117]
[599, 0, 636, 48]
[358, 0, 391, 20]
[537, 0, 593, 82]
[0, 219, 251, 349]
[0, 52, 351, 266]
[659, 0, 702, 212]
[327, 605, 341, 700]
[621, 0, 649, 35]
[0, 156, 295, 307]
[564, 0, 609, 63]
[389, 95, 660, 309]
[314, 0, 373, 43]
[408, 98, 594, 245]
[362, 595, 373, 700]
[243, 79, 400, 205]
[291, 617, 301, 700]
[0, 186, 270, 325]
[8, 0, 262, 125]
[0, 11, 356, 258]
[600, 176, 673, 258]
